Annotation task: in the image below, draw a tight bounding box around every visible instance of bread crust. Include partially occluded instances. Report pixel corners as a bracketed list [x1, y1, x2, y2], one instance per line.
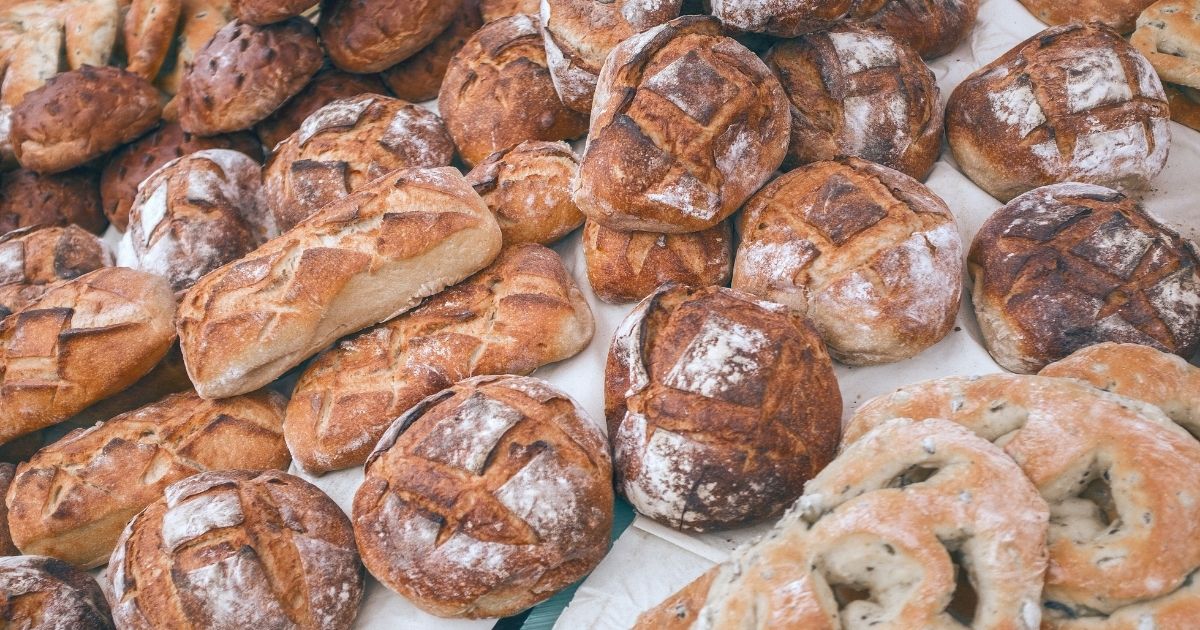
[583, 219, 732, 304]
[123, 0, 181, 80]
[255, 67, 388, 151]
[0, 169, 105, 234]
[319, 0, 457, 73]
[711, 0, 853, 36]
[480, 0, 537, 21]
[0, 555, 113, 629]
[380, 0, 482, 103]
[0, 464, 16, 555]
[465, 140, 583, 245]
[1019, 0, 1155, 33]
[849, 0, 979, 59]
[0, 225, 113, 317]
[153, 0, 236, 96]
[1167, 84, 1200, 131]
[1132, 0, 1200, 90]
[232, 0, 314, 25]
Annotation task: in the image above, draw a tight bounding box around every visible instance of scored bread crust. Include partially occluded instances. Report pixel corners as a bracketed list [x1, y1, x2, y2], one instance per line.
[319, 0, 457, 73]
[583, 219, 732, 305]
[465, 140, 584, 246]
[0, 225, 113, 316]
[711, 0, 854, 37]
[380, 0, 482, 103]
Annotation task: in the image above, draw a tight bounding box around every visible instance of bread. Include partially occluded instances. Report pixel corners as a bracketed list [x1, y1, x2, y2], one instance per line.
[574, 16, 789, 233]
[153, 0, 236, 96]
[255, 67, 388, 151]
[480, 0, 536, 21]
[54, 344, 192, 434]
[0, 0, 119, 108]
[11, 66, 161, 173]
[438, 15, 588, 167]
[108, 469, 363, 629]
[583, 219, 732, 304]
[117, 149, 277, 292]
[177, 18, 323, 135]
[100, 122, 263, 232]
[1132, 0, 1200, 99]
[0, 168, 105, 234]
[635, 419, 1049, 629]
[178, 167, 502, 399]
[607, 285, 841, 531]
[123, 0, 181, 81]
[539, 0, 681, 113]
[264, 94, 455, 231]
[0, 463, 15, 555]
[946, 23, 1170, 202]
[0, 225, 113, 317]
[232, 0, 314, 24]
[0, 555, 113, 629]
[380, 0, 482, 103]
[319, 0, 457, 73]
[847, 0, 979, 59]
[285, 243, 593, 473]
[968, 183, 1200, 373]
[763, 26, 943, 179]
[711, 0, 853, 37]
[464, 140, 583, 245]
[1018, 0, 1155, 33]
[1167, 83, 1200, 131]
[0, 268, 175, 445]
[7, 390, 289, 568]
[733, 159, 962, 365]
[352, 375, 612, 618]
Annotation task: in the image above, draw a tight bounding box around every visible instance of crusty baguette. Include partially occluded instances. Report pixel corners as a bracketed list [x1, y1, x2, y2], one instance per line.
[177, 167, 503, 399]
[7, 389, 289, 569]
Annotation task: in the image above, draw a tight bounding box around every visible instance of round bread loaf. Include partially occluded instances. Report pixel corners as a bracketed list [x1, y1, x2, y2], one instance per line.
[10, 66, 162, 174]
[264, 94, 455, 231]
[0, 225, 113, 316]
[254, 68, 388, 151]
[1132, 0, 1200, 92]
[464, 140, 583, 245]
[108, 469, 362, 629]
[0, 556, 112, 629]
[847, 0, 979, 59]
[764, 25, 942, 178]
[101, 122, 263, 232]
[539, 0, 682, 113]
[117, 149, 276, 292]
[733, 159, 962, 365]
[439, 15, 588, 167]
[969, 183, 1200, 374]
[177, 18, 323, 135]
[575, 16, 789, 233]
[1018, 0, 1155, 33]
[233, 0, 315, 25]
[480, 0, 537, 21]
[319, 0, 457, 73]
[606, 284, 842, 531]
[352, 375, 612, 618]
[583, 219, 732, 304]
[711, 0, 853, 37]
[380, 0, 482, 103]
[946, 23, 1170, 202]
[0, 168, 105, 234]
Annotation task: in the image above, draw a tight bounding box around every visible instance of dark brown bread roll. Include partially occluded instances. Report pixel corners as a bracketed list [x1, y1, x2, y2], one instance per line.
[946, 23, 1170, 202]
[255, 68, 389, 151]
[0, 225, 113, 317]
[1018, 0, 1155, 33]
[465, 140, 583, 245]
[232, 0, 315, 25]
[380, 0, 482, 103]
[848, 0, 979, 59]
[606, 285, 842, 531]
[439, 15, 588, 167]
[108, 470, 363, 629]
[575, 16, 790, 233]
[583, 219, 732, 304]
[319, 0, 457, 73]
[0, 556, 112, 629]
[969, 183, 1200, 373]
[353, 375, 612, 618]
[0, 169, 106, 234]
[764, 25, 943, 179]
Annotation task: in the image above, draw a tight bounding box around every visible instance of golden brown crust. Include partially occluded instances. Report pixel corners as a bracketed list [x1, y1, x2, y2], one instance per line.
[285, 243, 593, 473]
[0, 225, 113, 317]
[0, 555, 113, 628]
[575, 16, 790, 233]
[465, 140, 583, 245]
[1132, 1, 1200, 90]
[479, 0, 536, 21]
[1019, 0, 1155, 33]
[353, 375, 612, 618]
[7, 390, 290, 569]
[606, 285, 842, 532]
[123, 0, 182, 80]
[254, 67, 388, 151]
[0, 169, 105, 235]
[380, 0, 482, 103]
[231, 0, 314, 25]
[154, 0, 236, 96]
[1167, 84, 1200, 131]
[848, 0, 979, 59]
[319, 0, 457, 73]
[438, 15, 588, 167]
[968, 183, 1200, 373]
[583, 219, 732, 304]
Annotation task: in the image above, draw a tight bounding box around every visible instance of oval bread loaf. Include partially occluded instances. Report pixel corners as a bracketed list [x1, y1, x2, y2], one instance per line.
[0, 225, 113, 318]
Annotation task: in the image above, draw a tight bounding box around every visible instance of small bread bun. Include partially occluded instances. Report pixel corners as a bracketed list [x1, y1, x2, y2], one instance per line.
[0, 169, 106, 234]
[583, 219, 732, 304]
[319, 0, 457, 73]
[1018, 0, 1155, 33]
[465, 140, 583, 245]
[0, 556, 112, 629]
[255, 68, 389, 151]
[380, 0, 482, 103]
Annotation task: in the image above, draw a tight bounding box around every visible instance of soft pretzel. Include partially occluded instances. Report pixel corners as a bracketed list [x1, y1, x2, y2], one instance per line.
[636, 418, 1049, 629]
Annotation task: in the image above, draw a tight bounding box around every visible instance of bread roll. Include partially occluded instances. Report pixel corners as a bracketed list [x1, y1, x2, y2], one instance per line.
[946, 23, 1170, 202]
[0, 464, 16, 555]
[607, 285, 842, 531]
[285, 243, 593, 473]
[264, 94, 455, 231]
[847, 0, 979, 59]
[583, 219, 732, 304]
[711, 0, 852, 37]
[154, 0, 236, 96]
[969, 183, 1200, 373]
[353, 375, 612, 618]
[764, 26, 943, 179]
[380, 0, 482, 103]
[0, 268, 176, 445]
[108, 469, 363, 629]
[178, 167, 502, 399]
[0, 168, 105, 235]
[480, 0, 536, 21]
[11, 66, 161, 174]
[1018, 0, 1155, 33]
[0, 225, 113, 317]
[232, 0, 314, 25]
[8, 390, 289, 568]
[464, 140, 583, 245]
[0, 556, 112, 629]
[575, 16, 789, 233]
[319, 0, 457, 73]
[439, 15, 588, 167]
[255, 67, 389, 151]
[123, 0, 180, 81]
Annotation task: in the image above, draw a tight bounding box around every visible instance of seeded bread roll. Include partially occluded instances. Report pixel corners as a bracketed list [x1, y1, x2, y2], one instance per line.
[464, 140, 583, 245]
[1018, 0, 1155, 33]
[847, 0, 979, 59]
[0, 556, 112, 629]
[380, 0, 482, 103]
[232, 0, 314, 25]
[254, 68, 389, 151]
[480, 0, 536, 21]
[264, 94, 455, 231]
[0, 225, 113, 317]
[583, 219, 733, 304]
[0, 168, 105, 234]
[319, 0, 457, 73]
[439, 15, 588, 167]
[969, 183, 1200, 373]
[352, 375, 612, 618]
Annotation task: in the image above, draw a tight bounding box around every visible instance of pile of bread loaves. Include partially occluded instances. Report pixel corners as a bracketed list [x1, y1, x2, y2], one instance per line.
[0, 0, 1196, 627]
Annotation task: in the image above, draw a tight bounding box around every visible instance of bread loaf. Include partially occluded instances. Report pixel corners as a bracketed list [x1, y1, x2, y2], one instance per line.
[847, 0, 979, 59]
[0, 556, 112, 629]
[319, 0, 457, 73]
[946, 23, 1170, 202]
[285, 243, 593, 473]
[232, 0, 314, 25]
[380, 0, 482, 103]
[583, 219, 732, 304]
[1018, 0, 1155, 33]
[0, 267, 176, 445]
[54, 344, 192, 435]
[122, 0, 179, 81]
[178, 167, 502, 399]
[153, 0, 236, 96]
[353, 375, 612, 618]
[108, 469, 363, 629]
[0, 225, 113, 317]
[969, 183, 1200, 373]
[464, 140, 583, 245]
[711, 0, 852, 37]
[254, 67, 388, 151]
[0, 0, 119, 110]
[0, 168, 105, 235]
[7, 390, 289, 568]
[607, 285, 842, 531]
[575, 16, 789, 233]
[264, 94, 455, 231]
